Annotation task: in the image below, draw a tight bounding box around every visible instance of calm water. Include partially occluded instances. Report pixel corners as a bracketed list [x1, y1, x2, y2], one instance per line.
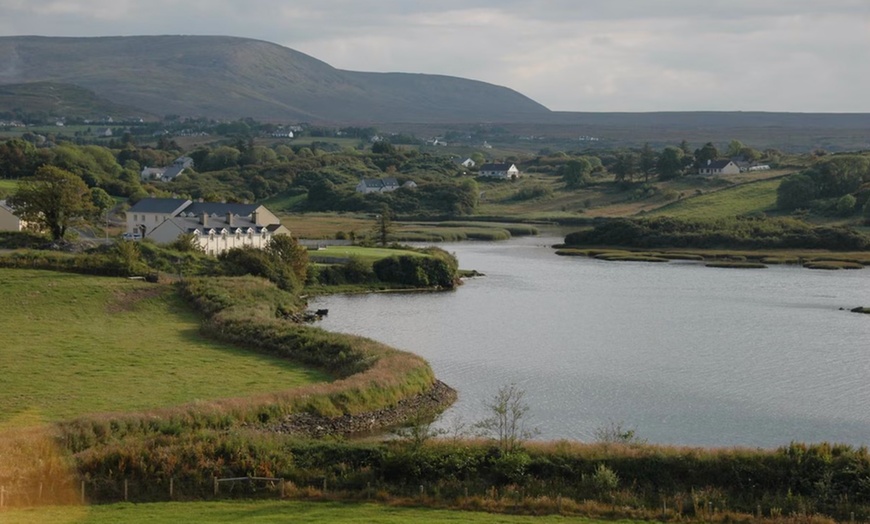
[314, 236, 870, 448]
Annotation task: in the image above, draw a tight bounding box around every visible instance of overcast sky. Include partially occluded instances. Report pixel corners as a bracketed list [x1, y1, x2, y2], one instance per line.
[1, 0, 869, 112]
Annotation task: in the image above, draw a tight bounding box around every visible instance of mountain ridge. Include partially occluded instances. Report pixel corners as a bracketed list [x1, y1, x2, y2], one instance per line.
[0, 35, 550, 122]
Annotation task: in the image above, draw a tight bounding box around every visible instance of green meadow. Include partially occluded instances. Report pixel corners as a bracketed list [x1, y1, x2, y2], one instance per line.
[0, 269, 328, 424]
[1, 501, 617, 524]
[649, 178, 781, 219]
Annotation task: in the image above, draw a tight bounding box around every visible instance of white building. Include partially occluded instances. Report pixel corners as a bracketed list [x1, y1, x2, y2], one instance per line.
[479, 163, 520, 179]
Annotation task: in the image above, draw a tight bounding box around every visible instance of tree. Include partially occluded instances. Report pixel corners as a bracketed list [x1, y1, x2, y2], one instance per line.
[694, 142, 719, 168]
[90, 187, 114, 217]
[726, 139, 745, 158]
[557, 158, 592, 188]
[776, 173, 817, 210]
[265, 233, 309, 283]
[638, 143, 657, 182]
[474, 383, 539, 453]
[372, 204, 394, 246]
[8, 166, 96, 240]
[863, 198, 870, 225]
[656, 146, 684, 180]
[611, 152, 638, 184]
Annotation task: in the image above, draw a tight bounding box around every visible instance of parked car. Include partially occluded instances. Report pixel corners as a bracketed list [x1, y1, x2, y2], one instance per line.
[121, 232, 142, 240]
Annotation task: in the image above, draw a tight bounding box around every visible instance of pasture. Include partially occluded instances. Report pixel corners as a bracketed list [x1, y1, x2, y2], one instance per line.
[0, 269, 327, 424]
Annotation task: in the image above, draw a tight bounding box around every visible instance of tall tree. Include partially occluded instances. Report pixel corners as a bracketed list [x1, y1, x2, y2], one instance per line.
[9, 166, 96, 240]
[639, 143, 657, 182]
[657, 146, 685, 180]
[373, 204, 394, 246]
[611, 152, 638, 184]
[694, 142, 719, 168]
[557, 158, 592, 188]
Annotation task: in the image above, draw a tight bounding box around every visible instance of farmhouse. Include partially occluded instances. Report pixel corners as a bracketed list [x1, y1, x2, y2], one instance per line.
[356, 178, 401, 194]
[140, 156, 195, 182]
[479, 163, 520, 179]
[126, 198, 285, 255]
[0, 199, 26, 231]
[698, 159, 740, 176]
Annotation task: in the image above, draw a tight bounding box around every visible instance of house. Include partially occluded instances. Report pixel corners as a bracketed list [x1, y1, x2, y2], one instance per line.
[457, 157, 476, 168]
[125, 198, 286, 255]
[356, 178, 401, 194]
[0, 200, 26, 231]
[479, 163, 520, 179]
[140, 156, 194, 182]
[95, 127, 113, 137]
[698, 159, 740, 176]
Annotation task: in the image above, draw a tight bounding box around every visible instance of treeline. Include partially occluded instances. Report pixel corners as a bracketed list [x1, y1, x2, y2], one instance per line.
[777, 154, 870, 220]
[564, 216, 870, 251]
[0, 136, 480, 216]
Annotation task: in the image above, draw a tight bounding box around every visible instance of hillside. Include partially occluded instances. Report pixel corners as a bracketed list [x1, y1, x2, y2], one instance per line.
[0, 81, 151, 119]
[0, 35, 549, 123]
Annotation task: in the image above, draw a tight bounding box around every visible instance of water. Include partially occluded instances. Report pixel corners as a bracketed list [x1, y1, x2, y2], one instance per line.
[313, 236, 870, 448]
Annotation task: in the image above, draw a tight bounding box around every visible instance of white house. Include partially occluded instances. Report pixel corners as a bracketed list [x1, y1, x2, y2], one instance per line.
[698, 159, 741, 176]
[0, 200, 25, 231]
[140, 156, 194, 182]
[356, 178, 401, 194]
[458, 158, 476, 168]
[147, 212, 291, 256]
[125, 199, 285, 255]
[479, 163, 520, 179]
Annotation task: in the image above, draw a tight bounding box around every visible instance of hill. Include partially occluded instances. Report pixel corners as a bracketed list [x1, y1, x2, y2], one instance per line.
[0, 81, 151, 120]
[0, 35, 549, 123]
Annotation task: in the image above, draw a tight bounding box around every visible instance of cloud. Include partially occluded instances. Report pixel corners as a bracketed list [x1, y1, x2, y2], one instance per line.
[0, 0, 868, 111]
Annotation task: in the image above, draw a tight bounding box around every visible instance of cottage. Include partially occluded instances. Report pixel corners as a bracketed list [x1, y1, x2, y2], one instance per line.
[356, 178, 402, 194]
[698, 159, 740, 176]
[479, 163, 520, 179]
[457, 157, 476, 168]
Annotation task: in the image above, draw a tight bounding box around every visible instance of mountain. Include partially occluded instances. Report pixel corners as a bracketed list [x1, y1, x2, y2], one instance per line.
[0, 81, 151, 119]
[0, 35, 550, 123]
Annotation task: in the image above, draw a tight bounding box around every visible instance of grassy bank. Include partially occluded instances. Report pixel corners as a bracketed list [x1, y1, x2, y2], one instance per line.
[0, 269, 327, 423]
[556, 247, 870, 269]
[649, 177, 781, 219]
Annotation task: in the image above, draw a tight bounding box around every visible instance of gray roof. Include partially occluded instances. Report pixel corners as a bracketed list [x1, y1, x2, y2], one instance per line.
[163, 215, 266, 235]
[128, 198, 192, 214]
[0, 199, 16, 214]
[360, 178, 400, 188]
[183, 202, 260, 216]
[161, 166, 185, 180]
[480, 163, 515, 171]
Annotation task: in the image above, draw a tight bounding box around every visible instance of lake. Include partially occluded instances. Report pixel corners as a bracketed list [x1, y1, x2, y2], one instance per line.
[313, 236, 870, 448]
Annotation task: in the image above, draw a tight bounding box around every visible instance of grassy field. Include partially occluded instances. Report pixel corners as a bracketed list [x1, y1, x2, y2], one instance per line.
[308, 245, 426, 264]
[648, 177, 783, 219]
[1, 501, 619, 524]
[0, 269, 328, 424]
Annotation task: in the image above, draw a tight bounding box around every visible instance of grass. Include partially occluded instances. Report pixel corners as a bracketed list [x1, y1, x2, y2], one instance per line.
[0, 501, 619, 524]
[647, 177, 782, 219]
[0, 269, 328, 423]
[308, 245, 426, 264]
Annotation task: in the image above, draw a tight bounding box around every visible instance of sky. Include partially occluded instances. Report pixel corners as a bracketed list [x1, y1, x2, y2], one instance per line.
[1, 0, 869, 113]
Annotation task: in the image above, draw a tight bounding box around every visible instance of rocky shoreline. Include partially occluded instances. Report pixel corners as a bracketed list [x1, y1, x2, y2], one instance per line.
[263, 380, 458, 438]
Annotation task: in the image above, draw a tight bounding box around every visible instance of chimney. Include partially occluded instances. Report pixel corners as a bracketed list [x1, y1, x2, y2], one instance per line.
[252, 210, 259, 225]
[227, 212, 234, 227]
[200, 212, 208, 227]
[707, 159, 712, 165]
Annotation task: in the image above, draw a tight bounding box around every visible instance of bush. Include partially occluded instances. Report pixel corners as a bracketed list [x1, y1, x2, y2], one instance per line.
[372, 255, 457, 288]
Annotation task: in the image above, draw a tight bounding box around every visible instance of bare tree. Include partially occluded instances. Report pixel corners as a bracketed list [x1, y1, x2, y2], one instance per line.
[475, 383, 539, 452]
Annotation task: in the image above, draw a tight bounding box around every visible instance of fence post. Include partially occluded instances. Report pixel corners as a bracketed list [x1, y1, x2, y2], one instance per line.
[38, 482, 43, 502]
[322, 478, 327, 493]
[124, 479, 128, 502]
[169, 478, 174, 499]
[213, 476, 218, 496]
[1, 485, 5, 508]
[81, 480, 85, 504]
[280, 479, 285, 499]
